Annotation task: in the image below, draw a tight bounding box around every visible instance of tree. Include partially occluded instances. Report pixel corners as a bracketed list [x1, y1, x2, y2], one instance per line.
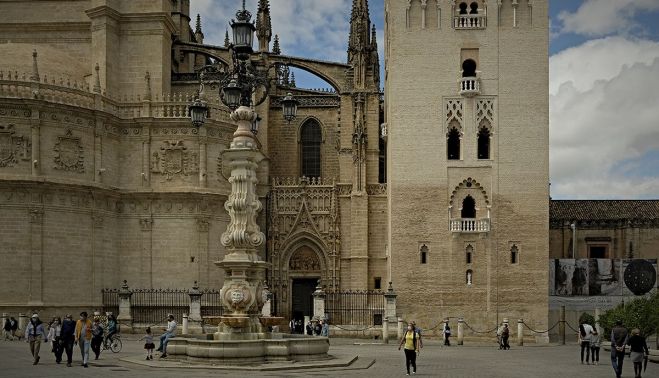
[599, 292, 659, 341]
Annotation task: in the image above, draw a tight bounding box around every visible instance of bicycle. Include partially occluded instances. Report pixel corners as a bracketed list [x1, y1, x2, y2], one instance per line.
[102, 333, 122, 353]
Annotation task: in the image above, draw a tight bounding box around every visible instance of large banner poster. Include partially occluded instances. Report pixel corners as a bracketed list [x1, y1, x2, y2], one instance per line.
[549, 259, 657, 296]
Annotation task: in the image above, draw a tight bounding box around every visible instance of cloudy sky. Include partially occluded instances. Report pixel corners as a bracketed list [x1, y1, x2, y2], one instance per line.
[190, 0, 659, 200]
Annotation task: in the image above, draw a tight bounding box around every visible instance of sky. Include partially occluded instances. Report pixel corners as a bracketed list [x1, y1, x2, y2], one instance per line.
[190, 0, 659, 200]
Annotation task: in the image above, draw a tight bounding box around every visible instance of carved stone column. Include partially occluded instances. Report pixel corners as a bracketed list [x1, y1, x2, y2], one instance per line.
[91, 214, 104, 304]
[198, 131, 208, 188]
[312, 281, 326, 320]
[141, 133, 150, 187]
[196, 217, 210, 285]
[384, 282, 398, 341]
[28, 208, 44, 305]
[30, 114, 41, 176]
[93, 121, 103, 183]
[117, 280, 133, 331]
[214, 106, 271, 339]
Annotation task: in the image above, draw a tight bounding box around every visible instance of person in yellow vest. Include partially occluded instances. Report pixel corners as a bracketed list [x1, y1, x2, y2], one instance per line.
[74, 311, 92, 368]
[398, 322, 420, 375]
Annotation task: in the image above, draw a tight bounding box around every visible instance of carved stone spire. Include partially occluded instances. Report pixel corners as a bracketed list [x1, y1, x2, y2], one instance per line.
[290, 72, 296, 87]
[348, 0, 377, 89]
[30, 50, 40, 82]
[194, 14, 204, 44]
[256, 0, 272, 52]
[224, 29, 230, 48]
[272, 34, 281, 55]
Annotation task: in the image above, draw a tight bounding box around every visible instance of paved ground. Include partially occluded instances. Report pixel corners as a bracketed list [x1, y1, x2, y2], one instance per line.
[0, 336, 649, 377]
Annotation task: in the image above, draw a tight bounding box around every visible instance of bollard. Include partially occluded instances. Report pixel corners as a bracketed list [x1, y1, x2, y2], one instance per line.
[382, 317, 389, 344]
[397, 317, 404, 340]
[18, 313, 27, 333]
[517, 319, 524, 346]
[559, 305, 566, 345]
[182, 313, 189, 335]
[457, 318, 464, 345]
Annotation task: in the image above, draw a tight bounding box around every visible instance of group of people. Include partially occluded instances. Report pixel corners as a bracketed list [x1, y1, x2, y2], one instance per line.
[20, 312, 117, 368]
[578, 319, 650, 378]
[288, 318, 329, 336]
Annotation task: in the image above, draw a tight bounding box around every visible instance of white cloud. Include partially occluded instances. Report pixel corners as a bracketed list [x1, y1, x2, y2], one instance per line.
[550, 37, 659, 199]
[557, 0, 659, 37]
[190, 0, 353, 62]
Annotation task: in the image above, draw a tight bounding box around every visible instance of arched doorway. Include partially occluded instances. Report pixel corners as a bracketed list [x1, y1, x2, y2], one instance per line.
[288, 245, 322, 332]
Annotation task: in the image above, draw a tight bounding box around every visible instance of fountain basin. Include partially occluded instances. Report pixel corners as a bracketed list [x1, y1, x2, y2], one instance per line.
[167, 335, 330, 364]
[259, 316, 284, 328]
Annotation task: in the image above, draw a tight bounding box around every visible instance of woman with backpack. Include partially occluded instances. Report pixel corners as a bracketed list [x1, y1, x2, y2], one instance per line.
[398, 323, 420, 376]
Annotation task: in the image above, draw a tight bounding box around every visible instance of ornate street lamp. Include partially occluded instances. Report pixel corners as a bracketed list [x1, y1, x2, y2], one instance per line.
[230, 0, 256, 60]
[281, 92, 299, 123]
[189, 94, 208, 127]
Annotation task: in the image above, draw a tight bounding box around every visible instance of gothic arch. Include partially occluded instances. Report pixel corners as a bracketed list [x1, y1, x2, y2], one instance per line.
[296, 116, 327, 143]
[279, 61, 343, 93]
[278, 231, 329, 277]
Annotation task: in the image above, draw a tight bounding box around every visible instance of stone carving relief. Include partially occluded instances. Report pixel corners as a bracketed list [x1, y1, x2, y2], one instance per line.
[53, 129, 84, 173]
[150, 140, 199, 180]
[289, 248, 321, 271]
[476, 98, 495, 130]
[0, 124, 30, 167]
[445, 98, 463, 129]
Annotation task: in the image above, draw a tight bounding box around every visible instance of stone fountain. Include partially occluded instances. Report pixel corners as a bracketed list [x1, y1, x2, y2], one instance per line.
[166, 106, 330, 364]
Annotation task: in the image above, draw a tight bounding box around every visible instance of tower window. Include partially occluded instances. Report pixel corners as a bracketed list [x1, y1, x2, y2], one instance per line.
[466, 244, 473, 264]
[469, 2, 479, 14]
[378, 135, 386, 183]
[462, 59, 477, 77]
[374, 277, 382, 290]
[477, 126, 490, 159]
[300, 120, 322, 178]
[510, 244, 519, 264]
[420, 244, 428, 264]
[461, 195, 476, 218]
[459, 2, 468, 14]
[447, 127, 461, 160]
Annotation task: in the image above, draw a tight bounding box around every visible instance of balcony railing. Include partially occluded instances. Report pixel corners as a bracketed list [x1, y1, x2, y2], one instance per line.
[459, 77, 480, 97]
[450, 218, 490, 233]
[454, 14, 487, 29]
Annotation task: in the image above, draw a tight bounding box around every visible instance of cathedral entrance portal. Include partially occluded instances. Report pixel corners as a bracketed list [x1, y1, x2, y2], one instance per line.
[291, 278, 317, 325]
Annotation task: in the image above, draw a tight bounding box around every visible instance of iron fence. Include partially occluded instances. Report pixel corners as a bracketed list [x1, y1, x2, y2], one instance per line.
[101, 288, 119, 318]
[200, 288, 225, 317]
[325, 290, 384, 326]
[131, 288, 190, 325]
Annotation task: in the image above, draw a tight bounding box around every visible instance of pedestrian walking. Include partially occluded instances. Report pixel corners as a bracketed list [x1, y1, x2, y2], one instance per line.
[590, 329, 601, 365]
[398, 323, 420, 376]
[90, 317, 104, 360]
[25, 314, 47, 365]
[10, 317, 19, 340]
[47, 317, 63, 364]
[411, 321, 423, 349]
[610, 320, 629, 378]
[3, 317, 13, 340]
[75, 311, 92, 368]
[578, 320, 594, 364]
[501, 323, 510, 350]
[306, 321, 313, 335]
[627, 328, 649, 378]
[442, 320, 451, 346]
[288, 319, 295, 334]
[320, 319, 329, 337]
[138, 327, 155, 360]
[60, 314, 76, 367]
[313, 320, 322, 336]
[157, 314, 177, 358]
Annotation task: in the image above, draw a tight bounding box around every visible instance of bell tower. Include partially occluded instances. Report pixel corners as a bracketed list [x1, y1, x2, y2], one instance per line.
[385, 0, 549, 339]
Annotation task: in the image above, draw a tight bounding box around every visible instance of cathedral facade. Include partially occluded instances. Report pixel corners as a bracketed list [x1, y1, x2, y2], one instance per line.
[0, 0, 385, 322]
[1, 0, 558, 334]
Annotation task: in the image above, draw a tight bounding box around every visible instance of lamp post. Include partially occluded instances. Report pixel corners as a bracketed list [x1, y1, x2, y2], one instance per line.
[189, 1, 297, 336]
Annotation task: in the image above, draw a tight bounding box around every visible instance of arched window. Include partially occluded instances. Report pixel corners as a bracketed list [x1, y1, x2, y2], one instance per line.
[469, 2, 479, 14]
[466, 244, 473, 264]
[461, 195, 476, 218]
[447, 127, 461, 160]
[477, 126, 490, 159]
[510, 245, 519, 264]
[420, 244, 428, 264]
[462, 59, 477, 77]
[300, 120, 322, 178]
[459, 2, 468, 14]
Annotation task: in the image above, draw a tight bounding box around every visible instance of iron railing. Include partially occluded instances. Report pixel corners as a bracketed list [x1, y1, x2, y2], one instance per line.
[200, 289, 225, 317]
[101, 288, 119, 317]
[131, 288, 190, 324]
[325, 290, 384, 326]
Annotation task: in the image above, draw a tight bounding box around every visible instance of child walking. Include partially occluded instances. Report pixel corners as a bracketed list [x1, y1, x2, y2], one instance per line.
[138, 327, 155, 360]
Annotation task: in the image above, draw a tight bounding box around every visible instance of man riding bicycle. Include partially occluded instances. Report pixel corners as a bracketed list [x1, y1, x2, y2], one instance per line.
[104, 314, 118, 348]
